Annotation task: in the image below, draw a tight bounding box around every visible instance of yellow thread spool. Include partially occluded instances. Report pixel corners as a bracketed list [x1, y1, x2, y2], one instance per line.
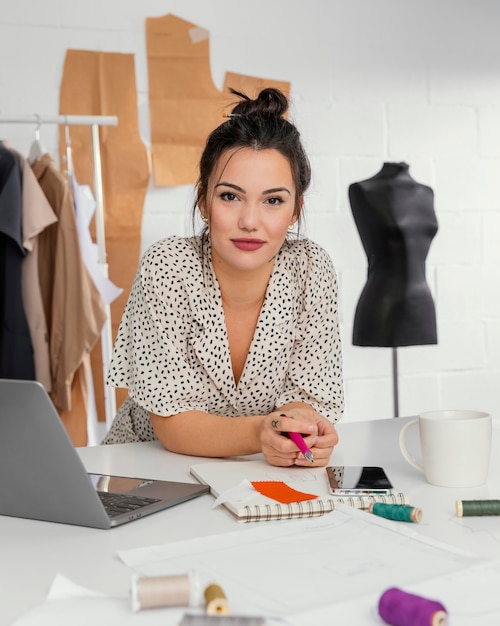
[204, 583, 230, 615]
[131, 572, 198, 612]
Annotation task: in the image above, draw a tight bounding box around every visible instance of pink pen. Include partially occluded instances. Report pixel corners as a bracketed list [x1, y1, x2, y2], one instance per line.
[280, 414, 314, 463]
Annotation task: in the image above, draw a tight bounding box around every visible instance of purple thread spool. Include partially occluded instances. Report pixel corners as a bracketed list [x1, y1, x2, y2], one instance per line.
[378, 587, 448, 626]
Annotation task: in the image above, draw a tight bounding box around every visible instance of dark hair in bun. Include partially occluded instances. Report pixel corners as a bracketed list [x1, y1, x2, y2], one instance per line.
[230, 87, 288, 117]
[194, 87, 311, 231]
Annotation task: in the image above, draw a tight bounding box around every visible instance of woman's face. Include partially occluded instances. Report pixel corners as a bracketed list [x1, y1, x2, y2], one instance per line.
[201, 148, 299, 274]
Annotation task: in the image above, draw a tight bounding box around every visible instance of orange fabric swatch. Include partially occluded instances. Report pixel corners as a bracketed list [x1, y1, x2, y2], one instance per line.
[251, 481, 318, 504]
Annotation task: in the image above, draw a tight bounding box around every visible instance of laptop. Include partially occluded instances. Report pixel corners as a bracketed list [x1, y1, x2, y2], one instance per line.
[0, 379, 209, 529]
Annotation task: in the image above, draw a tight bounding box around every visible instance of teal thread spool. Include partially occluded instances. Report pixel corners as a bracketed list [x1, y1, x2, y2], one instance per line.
[456, 499, 500, 517]
[369, 503, 422, 523]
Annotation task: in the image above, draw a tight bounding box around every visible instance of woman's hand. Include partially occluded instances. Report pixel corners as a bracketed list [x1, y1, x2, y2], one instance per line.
[260, 406, 338, 467]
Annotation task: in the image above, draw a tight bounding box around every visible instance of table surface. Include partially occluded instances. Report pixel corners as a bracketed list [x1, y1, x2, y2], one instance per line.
[1, 415, 499, 625]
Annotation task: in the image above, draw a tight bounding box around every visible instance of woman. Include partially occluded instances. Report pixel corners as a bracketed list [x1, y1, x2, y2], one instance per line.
[104, 87, 343, 467]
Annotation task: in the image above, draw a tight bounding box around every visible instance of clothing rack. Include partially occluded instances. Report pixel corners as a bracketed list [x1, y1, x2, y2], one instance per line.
[0, 113, 118, 430]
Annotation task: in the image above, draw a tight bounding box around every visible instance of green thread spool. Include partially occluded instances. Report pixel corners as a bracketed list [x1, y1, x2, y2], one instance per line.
[456, 499, 500, 517]
[369, 503, 422, 523]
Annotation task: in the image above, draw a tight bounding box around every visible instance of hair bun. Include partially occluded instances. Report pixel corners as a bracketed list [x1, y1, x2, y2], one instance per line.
[229, 87, 289, 118]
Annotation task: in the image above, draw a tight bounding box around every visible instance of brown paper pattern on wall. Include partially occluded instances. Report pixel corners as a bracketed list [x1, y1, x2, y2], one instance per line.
[146, 13, 290, 186]
[59, 49, 150, 423]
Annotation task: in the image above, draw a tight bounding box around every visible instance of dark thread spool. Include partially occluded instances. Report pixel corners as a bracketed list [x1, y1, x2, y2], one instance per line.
[378, 587, 447, 626]
[456, 499, 500, 517]
[369, 503, 422, 523]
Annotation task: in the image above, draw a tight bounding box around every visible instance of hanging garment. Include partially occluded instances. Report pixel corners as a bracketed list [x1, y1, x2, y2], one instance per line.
[31, 153, 106, 414]
[69, 167, 122, 305]
[8, 145, 57, 391]
[66, 149, 122, 444]
[0, 144, 35, 379]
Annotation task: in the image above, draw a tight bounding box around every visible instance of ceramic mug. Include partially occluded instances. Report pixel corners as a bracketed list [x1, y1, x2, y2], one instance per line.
[399, 410, 492, 487]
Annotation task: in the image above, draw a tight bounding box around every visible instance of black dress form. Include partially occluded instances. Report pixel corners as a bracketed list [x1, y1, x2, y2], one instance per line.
[349, 162, 438, 348]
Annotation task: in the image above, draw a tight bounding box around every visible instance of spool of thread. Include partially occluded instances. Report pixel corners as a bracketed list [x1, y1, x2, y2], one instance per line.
[130, 572, 198, 612]
[378, 587, 447, 626]
[204, 583, 231, 616]
[369, 503, 422, 523]
[456, 499, 500, 517]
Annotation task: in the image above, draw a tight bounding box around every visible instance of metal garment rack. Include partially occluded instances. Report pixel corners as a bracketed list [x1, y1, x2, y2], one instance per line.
[0, 114, 118, 429]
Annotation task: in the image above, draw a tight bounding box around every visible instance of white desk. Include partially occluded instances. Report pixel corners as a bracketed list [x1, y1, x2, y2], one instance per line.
[1, 416, 499, 625]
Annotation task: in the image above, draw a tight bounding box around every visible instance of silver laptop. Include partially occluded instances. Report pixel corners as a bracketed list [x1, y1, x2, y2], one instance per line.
[0, 379, 209, 529]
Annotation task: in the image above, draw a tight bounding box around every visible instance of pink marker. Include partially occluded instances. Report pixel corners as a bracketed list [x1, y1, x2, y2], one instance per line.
[280, 414, 314, 463]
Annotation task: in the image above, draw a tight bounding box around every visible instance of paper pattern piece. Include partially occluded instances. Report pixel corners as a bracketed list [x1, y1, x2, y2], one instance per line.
[59, 49, 150, 419]
[250, 480, 318, 504]
[146, 13, 290, 186]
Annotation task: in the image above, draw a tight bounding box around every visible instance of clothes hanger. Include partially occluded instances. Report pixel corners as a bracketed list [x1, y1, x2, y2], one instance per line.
[28, 114, 47, 164]
[63, 116, 74, 178]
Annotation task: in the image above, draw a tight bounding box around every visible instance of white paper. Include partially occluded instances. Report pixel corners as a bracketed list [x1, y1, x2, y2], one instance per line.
[12, 508, 500, 626]
[211, 479, 257, 509]
[118, 506, 487, 621]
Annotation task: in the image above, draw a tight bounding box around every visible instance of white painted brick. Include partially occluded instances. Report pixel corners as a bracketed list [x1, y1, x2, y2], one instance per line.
[478, 268, 500, 318]
[343, 378, 394, 423]
[309, 214, 364, 271]
[332, 58, 427, 105]
[140, 212, 186, 256]
[441, 371, 500, 419]
[430, 58, 500, 105]
[397, 344, 441, 376]
[140, 184, 196, 252]
[478, 106, 500, 157]
[483, 213, 500, 265]
[428, 213, 481, 266]
[388, 104, 477, 157]
[300, 103, 385, 156]
[436, 321, 486, 370]
[486, 322, 500, 368]
[307, 155, 339, 214]
[343, 343, 392, 381]
[434, 157, 500, 212]
[435, 266, 484, 321]
[0, 0, 61, 26]
[397, 373, 440, 417]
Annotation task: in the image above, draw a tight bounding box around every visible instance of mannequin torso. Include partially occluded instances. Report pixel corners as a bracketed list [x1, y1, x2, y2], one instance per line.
[349, 162, 438, 347]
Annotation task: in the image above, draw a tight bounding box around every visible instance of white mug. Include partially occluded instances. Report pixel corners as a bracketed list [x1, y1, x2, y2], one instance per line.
[399, 410, 492, 487]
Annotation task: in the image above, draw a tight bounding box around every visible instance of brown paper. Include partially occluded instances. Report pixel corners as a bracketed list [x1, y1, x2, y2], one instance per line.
[146, 14, 290, 186]
[59, 50, 150, 427]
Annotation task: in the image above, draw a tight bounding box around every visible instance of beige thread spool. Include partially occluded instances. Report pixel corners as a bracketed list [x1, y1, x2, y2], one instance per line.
[204, 583, 230, 615]
[131, 572, 198, 612]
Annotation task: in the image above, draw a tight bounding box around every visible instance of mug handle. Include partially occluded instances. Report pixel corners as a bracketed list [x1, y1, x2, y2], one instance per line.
[399, 419, 424, 473]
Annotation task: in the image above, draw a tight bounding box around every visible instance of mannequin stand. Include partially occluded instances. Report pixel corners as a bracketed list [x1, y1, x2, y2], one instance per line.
[392, 348, 399, 417]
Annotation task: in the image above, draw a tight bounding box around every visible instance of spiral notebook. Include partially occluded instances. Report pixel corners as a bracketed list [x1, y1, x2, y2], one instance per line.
[190, 459, 408, 523]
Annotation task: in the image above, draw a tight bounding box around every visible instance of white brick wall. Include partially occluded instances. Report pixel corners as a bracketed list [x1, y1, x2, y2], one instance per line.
[1, 0, 499, 423]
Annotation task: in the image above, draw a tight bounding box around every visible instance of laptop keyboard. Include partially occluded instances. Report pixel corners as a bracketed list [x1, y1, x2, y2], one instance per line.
[98, 491, 161, 518]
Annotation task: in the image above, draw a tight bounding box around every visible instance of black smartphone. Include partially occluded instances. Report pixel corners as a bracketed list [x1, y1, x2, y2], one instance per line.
[326, 465, 393, 495]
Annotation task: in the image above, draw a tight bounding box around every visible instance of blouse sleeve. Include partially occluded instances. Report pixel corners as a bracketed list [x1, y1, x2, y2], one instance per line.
[107, 241, 208, 416]
[274, 243, 344, 422]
